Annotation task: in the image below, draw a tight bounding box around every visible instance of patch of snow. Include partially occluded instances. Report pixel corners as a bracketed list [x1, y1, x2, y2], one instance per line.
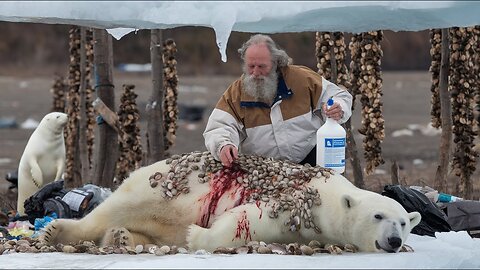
[0, 232, 479, 269]
[20, 118, 39, 129]
[391, 129, 414, 137]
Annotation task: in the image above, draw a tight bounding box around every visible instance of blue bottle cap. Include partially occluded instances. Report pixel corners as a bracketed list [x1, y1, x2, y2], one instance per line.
[327, 98, 334, 107]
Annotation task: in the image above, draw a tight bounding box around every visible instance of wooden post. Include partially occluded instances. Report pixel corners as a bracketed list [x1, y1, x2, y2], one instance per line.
[146, 29, 166, 164]
[391, 160, 399, 185]
[78, 27, 90, 184]
[92, 29, 118, 188]
[345, 119, 364, 188]
[434, 28, 451, 192]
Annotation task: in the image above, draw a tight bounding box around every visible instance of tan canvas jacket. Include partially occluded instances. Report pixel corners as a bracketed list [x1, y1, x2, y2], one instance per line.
[203, 65, 353, 163]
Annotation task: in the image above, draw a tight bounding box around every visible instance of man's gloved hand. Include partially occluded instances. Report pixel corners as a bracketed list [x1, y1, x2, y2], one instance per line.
[219, 144, 238, 167]
[322, 101, 344, 121]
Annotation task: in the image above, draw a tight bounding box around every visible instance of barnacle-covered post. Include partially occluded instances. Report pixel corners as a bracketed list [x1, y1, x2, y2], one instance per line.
[429, 29, 442, 129]
[78, 28, 95, 183]
[449, 27, 478, 199]
[64, 26, 82, 188]
[315, 32, 364, 187]
[357, 31, 385, 175]
[473, 26, 480, 154]
[83, 29, 96, 179]
[115, 84, 143, 185]
[50, 74, 67, 113]
[163, 39, 179, 153]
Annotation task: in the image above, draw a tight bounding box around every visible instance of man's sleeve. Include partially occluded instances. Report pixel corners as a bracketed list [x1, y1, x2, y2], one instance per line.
[203, 93, 244, 160]
[315, 77, 353, 124]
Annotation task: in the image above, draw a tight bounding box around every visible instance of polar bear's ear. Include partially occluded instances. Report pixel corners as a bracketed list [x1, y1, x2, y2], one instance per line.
[341, 194, 357, 209]
[408, 211, 422, 228]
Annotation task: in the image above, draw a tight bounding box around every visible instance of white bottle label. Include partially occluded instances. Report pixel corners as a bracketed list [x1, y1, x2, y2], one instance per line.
[323, 138, 345, 168]
[61, 189, 89, 211]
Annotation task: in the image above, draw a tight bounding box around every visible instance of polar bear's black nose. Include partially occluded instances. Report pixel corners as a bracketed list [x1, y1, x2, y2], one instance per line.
[388, 236, 402, 249]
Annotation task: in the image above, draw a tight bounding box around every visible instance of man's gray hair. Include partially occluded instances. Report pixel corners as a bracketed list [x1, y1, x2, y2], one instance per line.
[238, 34, 291, 68]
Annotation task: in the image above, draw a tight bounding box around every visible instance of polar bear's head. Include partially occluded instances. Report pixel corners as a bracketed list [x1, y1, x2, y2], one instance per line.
[341, 193, 421, 253]
[39, 112, 68, 134]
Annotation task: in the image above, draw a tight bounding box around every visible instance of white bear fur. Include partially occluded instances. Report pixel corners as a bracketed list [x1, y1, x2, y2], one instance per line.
[41, 156, 421, 253]
[17, 112, 68, 214]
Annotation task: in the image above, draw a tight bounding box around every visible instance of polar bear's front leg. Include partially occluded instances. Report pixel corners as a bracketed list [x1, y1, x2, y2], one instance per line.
[54, 158, 65, 180]
[29, 160, 43, 188]
[41, 219, 91, 245]
[187, 204, 296, 251]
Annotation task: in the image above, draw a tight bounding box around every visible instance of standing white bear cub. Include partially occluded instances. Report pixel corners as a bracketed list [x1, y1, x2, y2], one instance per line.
[41, 152, 421, 253]
[17, 112, 68, 214]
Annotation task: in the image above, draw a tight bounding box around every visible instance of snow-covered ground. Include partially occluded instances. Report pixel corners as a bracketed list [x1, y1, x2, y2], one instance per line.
[1, 232, 479, 269]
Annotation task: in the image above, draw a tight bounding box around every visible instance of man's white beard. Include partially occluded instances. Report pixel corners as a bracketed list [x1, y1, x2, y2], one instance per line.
[242, 69, 278, 105]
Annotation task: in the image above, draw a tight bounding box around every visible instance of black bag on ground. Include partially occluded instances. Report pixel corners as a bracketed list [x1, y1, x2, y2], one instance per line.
[444, 200, 480, 238]
[23, 180, 111, 224]
[382, 184, 451, 237]
[24, 180, 69, 223]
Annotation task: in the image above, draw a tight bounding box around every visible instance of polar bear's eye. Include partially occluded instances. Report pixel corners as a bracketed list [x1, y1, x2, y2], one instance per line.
[374, 214, 383, 220]
[401, 221, 406, 227]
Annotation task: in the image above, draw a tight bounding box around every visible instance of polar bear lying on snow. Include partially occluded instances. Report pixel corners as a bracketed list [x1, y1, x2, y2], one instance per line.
[41, 151, 421, 253]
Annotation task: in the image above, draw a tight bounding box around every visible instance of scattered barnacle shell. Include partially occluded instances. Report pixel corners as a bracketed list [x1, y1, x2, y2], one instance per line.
[257, 246, 272, 254]
[62, 245, 77, 253]
[16, 240, 30, 246]
[343, 243, 358, 253]
[194, 249, 208, 255]
[40, 245, 56, 253]
[213, 247, 235, 254]
[150, 180, 158, 188]
[159, 245, 171, 254]
[286, 243, 302, 255]
[168, 245, 178, 254]
[82, 241, 95, 247]
[16, 245, 29, 253]
[145, 244, 158, 254]
[267, 243, 287, 255]
[125, 246, 137, 255]
[98, 247, 111, 255]
[74, 244, 89, 253]
[300, 245, 314, 256]
[308, 240, 322, 249]
[154, 248, 166, 256]
[3, 249, 17, 255]
[177, 247, 188, 254]
[135, 245, 144, 254]
[400, 244, 414, 252]
[87, 246, 101, 255]
[325, 244, 343, 254]
[235, 246, 251, 254]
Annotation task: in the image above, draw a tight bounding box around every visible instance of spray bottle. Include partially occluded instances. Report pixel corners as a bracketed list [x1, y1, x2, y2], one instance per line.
[316, 98, 346, 173]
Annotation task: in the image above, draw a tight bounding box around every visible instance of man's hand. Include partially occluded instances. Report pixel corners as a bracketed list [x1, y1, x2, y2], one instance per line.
[219, 145, 238, 167]
[323, 102, 344, 121]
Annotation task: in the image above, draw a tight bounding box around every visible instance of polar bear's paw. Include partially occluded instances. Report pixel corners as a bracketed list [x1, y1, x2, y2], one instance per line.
[101, 227, 135, 247]
[40, 220, 62, 245]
